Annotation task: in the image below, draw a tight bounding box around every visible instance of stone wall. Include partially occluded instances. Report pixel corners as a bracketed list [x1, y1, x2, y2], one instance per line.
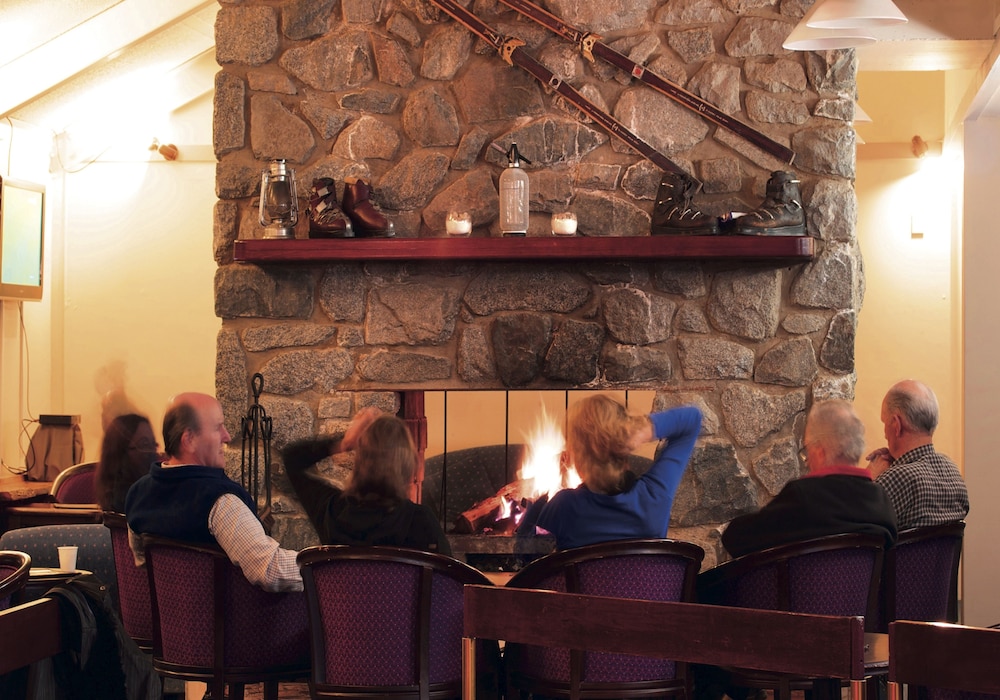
[212, 0, 862, 566]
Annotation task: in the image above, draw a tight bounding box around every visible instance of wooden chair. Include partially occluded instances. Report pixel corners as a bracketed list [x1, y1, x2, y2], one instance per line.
[873, 520, 965, 633]
[102, 512, 153, 651]
[142, 535, 310, 700]
[697, 532, 885, 700]
[889, 620, 1000, 699]
[0, 550, 31, 610]
[503, 538, 705, 700]
[49, 461, 97, 504]
[297, 544, 501, 700]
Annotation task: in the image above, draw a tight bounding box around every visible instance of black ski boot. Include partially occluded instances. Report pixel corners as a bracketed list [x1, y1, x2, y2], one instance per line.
[734, 171, 806, 236]
[651, 171, 719, 235]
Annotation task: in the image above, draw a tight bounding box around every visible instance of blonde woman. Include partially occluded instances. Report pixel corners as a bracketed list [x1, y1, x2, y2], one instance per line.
[282, 408, 451, 555]
[530, 395, 702, 550]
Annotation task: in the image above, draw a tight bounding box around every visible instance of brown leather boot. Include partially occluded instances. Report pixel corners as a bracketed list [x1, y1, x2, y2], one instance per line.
[342, 179, 394, 237]
[308, 178, 352, 238]
[650, 171, 719, 235]
[734, 171, 805, 236]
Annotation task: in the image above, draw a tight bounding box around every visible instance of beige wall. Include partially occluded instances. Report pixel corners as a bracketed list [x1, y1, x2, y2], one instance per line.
[854, 153, 962, 467]
[0, 97, 217, 474]
[962, 117, 1000, 627]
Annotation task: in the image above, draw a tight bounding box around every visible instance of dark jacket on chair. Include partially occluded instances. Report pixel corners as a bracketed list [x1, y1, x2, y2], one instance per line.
[27, 574, 159, 700]
[722, 465, 898, 558]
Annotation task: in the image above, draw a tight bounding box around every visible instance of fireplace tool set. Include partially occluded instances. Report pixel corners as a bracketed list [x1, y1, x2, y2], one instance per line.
[240, 373, 274, 534]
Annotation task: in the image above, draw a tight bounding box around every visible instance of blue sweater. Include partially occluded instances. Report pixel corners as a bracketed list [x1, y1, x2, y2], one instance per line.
[125, 463, 258, 544]
[533, 406, 702, 550]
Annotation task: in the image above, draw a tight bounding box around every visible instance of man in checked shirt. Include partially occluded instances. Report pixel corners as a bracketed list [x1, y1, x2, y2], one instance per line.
[866, 380, 969, 530]
[126, 392, 302, 592]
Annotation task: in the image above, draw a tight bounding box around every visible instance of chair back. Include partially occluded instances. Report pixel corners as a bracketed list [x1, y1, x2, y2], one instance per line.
[102, 511, 152, 650]
[50, 461, 97, 504]
[142, 535, 310, 700]
[875, 521, 965, 633]
[504, 538, 705, 698]
[698, 533, 885, 620]
[0, 523, 116, 605]
[0, 550, 31, 610]
[297, 545, 499, 699]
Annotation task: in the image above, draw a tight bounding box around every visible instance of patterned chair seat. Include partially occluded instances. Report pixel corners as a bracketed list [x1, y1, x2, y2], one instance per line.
[297, 544, 501, 700]
[0, 523, 116, 606]
[504, 538, 705, 700]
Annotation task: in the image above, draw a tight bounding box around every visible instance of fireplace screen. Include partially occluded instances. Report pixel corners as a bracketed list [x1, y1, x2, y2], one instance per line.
[421, 390, 657, 537]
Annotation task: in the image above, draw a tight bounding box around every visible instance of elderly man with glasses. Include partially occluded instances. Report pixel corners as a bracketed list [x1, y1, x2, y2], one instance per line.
[720, 399, 898, 558]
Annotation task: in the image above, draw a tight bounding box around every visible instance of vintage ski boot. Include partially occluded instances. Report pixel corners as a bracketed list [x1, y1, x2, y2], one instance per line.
[308, 178, 352, 238]
[342, 178, 394, 237]
[651, 171, 720, 235]
[734, 171, 806, 236]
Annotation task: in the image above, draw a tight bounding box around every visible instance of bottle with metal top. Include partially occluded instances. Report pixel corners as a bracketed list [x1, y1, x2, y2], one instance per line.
[499, 143, 530, 236]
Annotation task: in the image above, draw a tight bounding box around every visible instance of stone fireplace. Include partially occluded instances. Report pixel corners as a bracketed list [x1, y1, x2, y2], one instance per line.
[211, 0, 862, 569]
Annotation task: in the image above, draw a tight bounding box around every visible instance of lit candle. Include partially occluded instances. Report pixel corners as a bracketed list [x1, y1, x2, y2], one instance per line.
[551, 212, 578, 235]
[446, 210, 472, 235]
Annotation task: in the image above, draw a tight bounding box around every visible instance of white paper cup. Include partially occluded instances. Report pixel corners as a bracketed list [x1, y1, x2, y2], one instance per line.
[58, 545, 78, 571]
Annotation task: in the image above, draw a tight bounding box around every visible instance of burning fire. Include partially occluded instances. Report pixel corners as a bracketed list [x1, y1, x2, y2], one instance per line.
[457, 406, 581, 534]
[518, 405, 580, 499]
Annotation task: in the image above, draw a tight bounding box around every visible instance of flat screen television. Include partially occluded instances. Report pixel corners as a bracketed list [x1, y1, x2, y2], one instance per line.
[0, 175, 45, 301]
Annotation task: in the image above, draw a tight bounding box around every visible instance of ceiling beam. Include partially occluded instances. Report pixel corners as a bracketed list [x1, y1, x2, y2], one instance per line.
[0, 0, 213, 118]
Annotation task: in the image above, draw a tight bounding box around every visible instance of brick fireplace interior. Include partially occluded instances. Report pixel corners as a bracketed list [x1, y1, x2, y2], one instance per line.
[212, 1, 863, 570]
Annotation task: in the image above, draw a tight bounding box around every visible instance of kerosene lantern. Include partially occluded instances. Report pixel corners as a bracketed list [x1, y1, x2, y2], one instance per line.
[259, 159, 298, 239]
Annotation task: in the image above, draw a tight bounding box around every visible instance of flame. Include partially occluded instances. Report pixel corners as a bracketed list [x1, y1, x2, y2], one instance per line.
[517, 405, 580, 500]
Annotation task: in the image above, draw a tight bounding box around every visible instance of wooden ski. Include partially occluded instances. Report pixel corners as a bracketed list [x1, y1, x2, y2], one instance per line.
[495, 0, 796, 164]
[427, 0, 689, 177]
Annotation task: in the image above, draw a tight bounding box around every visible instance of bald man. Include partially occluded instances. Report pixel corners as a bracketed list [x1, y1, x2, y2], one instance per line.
[126, 392, 302, 592]
[867, 380, 969, 530]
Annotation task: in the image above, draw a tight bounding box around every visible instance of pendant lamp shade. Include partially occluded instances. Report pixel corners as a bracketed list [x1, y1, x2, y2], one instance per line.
[805, 0, 908, 29]
[783, 0, 879, 51]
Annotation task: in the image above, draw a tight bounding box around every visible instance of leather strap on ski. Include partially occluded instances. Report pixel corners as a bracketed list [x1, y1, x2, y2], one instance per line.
[496, 0, 796, 165]
[428, 0, 688, 176]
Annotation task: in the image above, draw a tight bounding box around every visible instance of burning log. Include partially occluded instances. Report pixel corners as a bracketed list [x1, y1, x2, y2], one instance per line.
[454, 478, 536, 534]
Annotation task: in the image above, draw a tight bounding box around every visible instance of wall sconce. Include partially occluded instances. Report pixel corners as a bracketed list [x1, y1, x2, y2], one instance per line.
[783, 0, 907, 51]
[911, 135, 929, 158]
[259, 159, 299, 239]
[148, 138, 179, 161]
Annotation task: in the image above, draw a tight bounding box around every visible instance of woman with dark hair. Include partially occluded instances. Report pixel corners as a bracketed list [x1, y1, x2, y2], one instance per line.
[281, 407, 451, 555]
[95, 413, 160, 513]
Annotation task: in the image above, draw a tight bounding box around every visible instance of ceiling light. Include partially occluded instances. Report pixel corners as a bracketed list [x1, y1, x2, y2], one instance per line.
[805, 0, 908, 29]
[783, 21, 877, 51]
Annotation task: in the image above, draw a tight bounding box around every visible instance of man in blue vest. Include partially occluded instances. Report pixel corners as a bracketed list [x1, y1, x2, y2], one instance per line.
[126, 392, 301, 592]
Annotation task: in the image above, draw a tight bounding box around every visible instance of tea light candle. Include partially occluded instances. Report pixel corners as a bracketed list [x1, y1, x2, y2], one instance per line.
[551, 212, 578, 235]
[446, 210, 472, 235]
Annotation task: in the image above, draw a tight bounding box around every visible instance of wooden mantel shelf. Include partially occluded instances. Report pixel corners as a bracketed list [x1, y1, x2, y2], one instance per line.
[233, 235, 815, 263]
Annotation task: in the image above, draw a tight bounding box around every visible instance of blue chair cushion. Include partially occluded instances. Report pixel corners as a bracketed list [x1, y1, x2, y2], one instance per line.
[0, 523, 116, 606]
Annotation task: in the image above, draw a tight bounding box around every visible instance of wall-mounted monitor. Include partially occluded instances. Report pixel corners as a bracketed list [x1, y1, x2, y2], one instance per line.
[0, 175, 45, 302]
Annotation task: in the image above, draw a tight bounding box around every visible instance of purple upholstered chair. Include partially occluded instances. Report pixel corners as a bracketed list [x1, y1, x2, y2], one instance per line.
[0, 550, 31, 610]
[297, 545, 501, 700]
[874, 520, 965, 634]
[503, 538, 705, 700]
[102, 512, 153, 651]
[50, 461, 97, 504]
[142, 535, 310, 700]
[697, 532, 885, 700]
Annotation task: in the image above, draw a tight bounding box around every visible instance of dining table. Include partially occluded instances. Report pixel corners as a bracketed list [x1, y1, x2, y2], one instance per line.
[4, 502, 103, 530]
[0, 475, 54, 534]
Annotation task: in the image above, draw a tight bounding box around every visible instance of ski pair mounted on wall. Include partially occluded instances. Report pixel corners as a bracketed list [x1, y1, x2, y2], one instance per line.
[428, 0, 796, 170]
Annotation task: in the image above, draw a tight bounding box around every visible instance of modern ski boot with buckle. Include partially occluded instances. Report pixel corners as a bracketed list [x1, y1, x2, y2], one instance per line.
[308, 178, 352, 238]
[650, 171, 720, 235]
[733, 171, 806, 236]
[342, 178, 394, 237]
